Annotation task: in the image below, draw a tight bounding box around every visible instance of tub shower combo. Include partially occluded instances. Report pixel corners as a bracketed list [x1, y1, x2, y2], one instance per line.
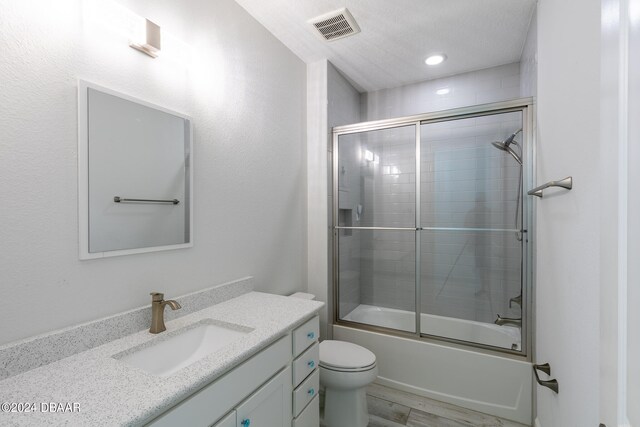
[331, 99, 534, 423]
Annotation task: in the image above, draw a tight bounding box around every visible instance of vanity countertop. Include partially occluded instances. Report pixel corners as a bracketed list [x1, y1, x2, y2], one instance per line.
[0, 292, 323, 426]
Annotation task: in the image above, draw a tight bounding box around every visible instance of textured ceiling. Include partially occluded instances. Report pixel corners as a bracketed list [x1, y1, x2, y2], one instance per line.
[234, 0, 536, 92]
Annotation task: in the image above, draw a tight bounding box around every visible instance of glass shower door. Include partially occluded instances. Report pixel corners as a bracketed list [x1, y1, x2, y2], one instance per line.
[336, 125, 417, 333]
[419, 112, 524, 350]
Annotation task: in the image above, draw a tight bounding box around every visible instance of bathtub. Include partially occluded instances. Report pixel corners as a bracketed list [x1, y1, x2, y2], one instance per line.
[335, 304, 532, 424]
[343, 304, 522, 351]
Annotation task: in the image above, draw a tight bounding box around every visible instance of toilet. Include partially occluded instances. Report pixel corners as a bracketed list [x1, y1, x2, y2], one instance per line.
[288, 292, 378, 427]
[319, 340, 378, 427]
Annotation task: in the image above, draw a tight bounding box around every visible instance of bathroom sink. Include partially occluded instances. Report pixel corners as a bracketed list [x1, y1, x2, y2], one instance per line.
[117, 320, 253, 377]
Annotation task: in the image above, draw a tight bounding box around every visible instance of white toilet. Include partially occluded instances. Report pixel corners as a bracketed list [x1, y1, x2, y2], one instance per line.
[288, 292, 378, 427]
[319, 340, 377, 427]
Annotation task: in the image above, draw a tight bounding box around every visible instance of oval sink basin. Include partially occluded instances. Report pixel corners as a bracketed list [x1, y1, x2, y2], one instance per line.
[116, 320, 253, 377]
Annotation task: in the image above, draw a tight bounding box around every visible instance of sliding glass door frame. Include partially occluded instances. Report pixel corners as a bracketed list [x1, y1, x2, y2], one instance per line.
[332, 98, 535, 358]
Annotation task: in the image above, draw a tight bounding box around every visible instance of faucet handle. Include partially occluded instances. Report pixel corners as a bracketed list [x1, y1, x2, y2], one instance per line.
[150, 292, 164, 302]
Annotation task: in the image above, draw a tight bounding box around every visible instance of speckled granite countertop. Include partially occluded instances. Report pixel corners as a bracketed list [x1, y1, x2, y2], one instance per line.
[0, 292, 324, 426]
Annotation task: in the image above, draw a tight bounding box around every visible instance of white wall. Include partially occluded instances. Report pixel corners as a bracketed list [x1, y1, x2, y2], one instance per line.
[623, 5, 640, 418]
[535, 0, 601, 425]
[0, 0, 307, 346]
[361, 63, 521, 122]
[306, 59, 329, 339]
[600, 0, 640, 424]
[627, 0, 640, 419]
[520, 8, 537, 99]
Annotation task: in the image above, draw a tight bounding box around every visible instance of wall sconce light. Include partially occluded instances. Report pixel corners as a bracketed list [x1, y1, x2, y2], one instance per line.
[129, 19, 161, 58]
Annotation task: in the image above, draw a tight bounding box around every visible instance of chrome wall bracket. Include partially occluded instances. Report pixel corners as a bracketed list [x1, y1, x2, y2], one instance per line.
[527, 176, 572, 198]
[533, 363, 559, 393]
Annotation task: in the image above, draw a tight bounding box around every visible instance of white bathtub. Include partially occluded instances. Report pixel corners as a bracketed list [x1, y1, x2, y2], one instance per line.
[343, 304, 522, 351]
[335, 304, 532, 424]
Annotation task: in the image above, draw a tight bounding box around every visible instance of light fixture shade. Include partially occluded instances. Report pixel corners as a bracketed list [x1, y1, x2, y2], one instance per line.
[130, 19, 161, 58]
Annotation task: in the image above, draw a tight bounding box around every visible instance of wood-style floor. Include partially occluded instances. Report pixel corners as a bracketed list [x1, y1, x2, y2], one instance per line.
[321, 383, 530, 427]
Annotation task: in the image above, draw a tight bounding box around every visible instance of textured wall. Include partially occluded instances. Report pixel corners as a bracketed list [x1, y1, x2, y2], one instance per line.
[535, 0, 601, 424]
[0, 0, 307, 346]
[306, 59, 329, 339]
[520, 8, 537, 99]
[361, 63, 521, 122]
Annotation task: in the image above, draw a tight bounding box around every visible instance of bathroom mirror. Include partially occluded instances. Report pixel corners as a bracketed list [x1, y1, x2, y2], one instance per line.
[78, 80, 193, 259]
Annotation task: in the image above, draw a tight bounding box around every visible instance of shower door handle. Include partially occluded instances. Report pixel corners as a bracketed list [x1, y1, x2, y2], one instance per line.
[533, 363, 559, 393]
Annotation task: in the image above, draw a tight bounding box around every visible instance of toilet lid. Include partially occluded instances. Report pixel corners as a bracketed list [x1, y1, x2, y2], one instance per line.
[319, 340, 376, 370]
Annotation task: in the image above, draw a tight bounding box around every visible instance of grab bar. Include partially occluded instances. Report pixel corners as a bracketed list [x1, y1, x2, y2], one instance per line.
[533, 363, 559, 393]
[114, 196, 180, 205]
[527, 176, 572, 198]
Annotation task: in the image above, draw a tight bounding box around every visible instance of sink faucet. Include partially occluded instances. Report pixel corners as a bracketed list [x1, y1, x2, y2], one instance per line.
[149, 292, 181, 334]
[494, 314, 522, 327]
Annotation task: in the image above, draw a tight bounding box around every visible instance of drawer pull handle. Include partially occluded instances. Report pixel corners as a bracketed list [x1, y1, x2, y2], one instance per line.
[308, 360, 315, 368]
[307, 332, 315, 339]
[308, 388, 315, 396]
[241, 419, 251, 427]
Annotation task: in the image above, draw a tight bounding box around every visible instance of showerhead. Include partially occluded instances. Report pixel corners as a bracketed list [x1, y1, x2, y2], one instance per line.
[491, 129, 523, 164]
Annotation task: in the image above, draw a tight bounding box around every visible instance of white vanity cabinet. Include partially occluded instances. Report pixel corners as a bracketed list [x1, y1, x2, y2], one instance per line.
[213, 366, 291, 427]
[147, 315, 320, 427]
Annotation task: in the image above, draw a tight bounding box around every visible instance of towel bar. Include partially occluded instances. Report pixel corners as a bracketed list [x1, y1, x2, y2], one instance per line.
[528, 176, 572, 198]
[113, 196, 179, 205]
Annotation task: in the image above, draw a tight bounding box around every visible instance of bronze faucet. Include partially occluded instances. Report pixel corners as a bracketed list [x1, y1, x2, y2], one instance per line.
[149, 292, 181, 334]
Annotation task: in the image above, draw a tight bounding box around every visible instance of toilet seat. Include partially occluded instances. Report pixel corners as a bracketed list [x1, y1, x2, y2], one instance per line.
[319, 340, 376, 372]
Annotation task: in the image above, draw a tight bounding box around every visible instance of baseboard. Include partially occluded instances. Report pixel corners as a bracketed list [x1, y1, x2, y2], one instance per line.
[534, 417, 542, 427]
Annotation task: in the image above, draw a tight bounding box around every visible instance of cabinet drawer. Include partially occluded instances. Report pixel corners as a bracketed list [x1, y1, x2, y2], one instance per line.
[292, 342, 318, 388]
[292, 395, 318, 427]
[292, 316, 319, 357]
[292, 369, 319, 417]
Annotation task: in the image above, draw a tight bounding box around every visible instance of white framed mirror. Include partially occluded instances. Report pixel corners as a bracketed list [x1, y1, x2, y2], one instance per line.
[78, 80, 193, 259]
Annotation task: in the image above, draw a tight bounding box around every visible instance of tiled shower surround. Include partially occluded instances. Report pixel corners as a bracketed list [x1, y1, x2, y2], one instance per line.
[336, 63, 524, 328]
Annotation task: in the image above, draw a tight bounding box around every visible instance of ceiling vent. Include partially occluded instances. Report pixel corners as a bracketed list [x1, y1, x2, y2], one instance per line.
[309, 8, 361, 42]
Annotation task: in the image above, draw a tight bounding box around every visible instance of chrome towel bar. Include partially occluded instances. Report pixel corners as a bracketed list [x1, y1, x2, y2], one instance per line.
[533, 363, 559, 393]
[527, 176, 572, 198]
[113, 196, 180, 205]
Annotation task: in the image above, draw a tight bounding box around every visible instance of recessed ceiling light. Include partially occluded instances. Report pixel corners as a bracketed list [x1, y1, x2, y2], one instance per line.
[436, 88, 450, 95]
[425, 54, 447, 66]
